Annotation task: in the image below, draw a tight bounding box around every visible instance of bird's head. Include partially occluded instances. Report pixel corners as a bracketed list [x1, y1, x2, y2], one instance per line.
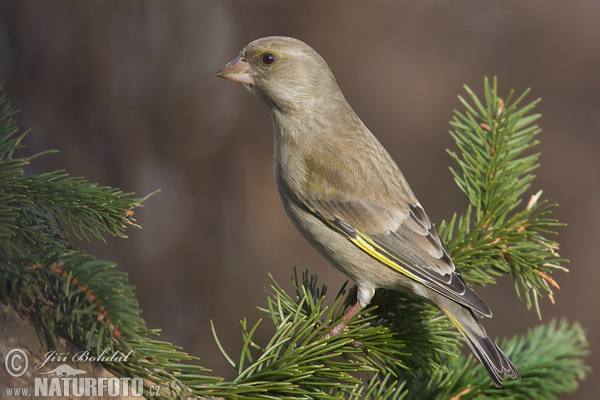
[216, 36, 342, 114]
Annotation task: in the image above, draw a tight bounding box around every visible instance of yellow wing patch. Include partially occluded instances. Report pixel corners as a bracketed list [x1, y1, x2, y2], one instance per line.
[309, 206, 424, 284]
[352, 231, 422, 282]
[305, 205, 492, 317]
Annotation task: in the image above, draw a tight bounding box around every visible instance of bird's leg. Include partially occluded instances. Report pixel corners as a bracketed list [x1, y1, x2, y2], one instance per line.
[321, 285, 373, 350]
[323, 301, 363, 338]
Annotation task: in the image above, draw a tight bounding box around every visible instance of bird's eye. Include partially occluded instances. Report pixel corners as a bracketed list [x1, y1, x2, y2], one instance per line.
[262, 53, 276, 65]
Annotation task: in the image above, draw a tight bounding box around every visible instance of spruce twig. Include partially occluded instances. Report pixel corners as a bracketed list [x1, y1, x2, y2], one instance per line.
[439, 77, 567, 317]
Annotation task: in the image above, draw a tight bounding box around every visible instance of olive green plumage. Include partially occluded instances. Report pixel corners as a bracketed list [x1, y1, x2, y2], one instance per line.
[217, 36, 520, 387]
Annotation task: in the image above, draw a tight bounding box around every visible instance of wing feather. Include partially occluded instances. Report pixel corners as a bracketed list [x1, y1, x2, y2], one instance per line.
[301, 155, 491, 317]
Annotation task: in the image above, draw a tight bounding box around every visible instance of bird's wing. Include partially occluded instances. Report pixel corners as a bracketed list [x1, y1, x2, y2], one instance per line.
[300, 154, 491, 317]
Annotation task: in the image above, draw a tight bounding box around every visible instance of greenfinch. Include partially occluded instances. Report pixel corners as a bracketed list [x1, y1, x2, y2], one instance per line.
[217, 36, 520, 388]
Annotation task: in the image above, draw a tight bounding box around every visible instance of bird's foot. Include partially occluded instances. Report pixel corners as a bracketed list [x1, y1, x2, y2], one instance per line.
[320, 302, 366, 351]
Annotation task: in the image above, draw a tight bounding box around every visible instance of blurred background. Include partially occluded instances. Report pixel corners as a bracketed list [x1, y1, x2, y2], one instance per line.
[0, 1, 598, 397]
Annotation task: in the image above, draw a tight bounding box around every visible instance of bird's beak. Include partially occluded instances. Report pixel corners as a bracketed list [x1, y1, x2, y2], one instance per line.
[216, 55, 254, 85]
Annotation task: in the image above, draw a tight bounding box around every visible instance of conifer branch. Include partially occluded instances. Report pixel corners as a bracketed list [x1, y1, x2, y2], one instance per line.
[0, 79, 589, 399]
[438, 77, 567, 316]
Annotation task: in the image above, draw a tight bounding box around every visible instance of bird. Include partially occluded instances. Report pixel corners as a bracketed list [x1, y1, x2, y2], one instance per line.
[216, 36, 520, 388]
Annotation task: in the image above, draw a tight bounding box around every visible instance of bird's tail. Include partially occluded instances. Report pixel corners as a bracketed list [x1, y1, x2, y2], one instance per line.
[442, 304, 520, 388]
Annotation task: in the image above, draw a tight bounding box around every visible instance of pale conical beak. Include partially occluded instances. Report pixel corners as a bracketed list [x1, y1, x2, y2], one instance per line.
[216, 55, 254, 85]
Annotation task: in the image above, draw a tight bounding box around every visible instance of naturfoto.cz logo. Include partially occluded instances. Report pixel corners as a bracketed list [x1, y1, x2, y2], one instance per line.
[4, 347, 152, 397]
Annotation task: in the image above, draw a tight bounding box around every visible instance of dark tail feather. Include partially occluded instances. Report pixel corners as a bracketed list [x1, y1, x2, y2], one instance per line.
[445, 308, 520, 388]
[463, 326, 520, 388]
